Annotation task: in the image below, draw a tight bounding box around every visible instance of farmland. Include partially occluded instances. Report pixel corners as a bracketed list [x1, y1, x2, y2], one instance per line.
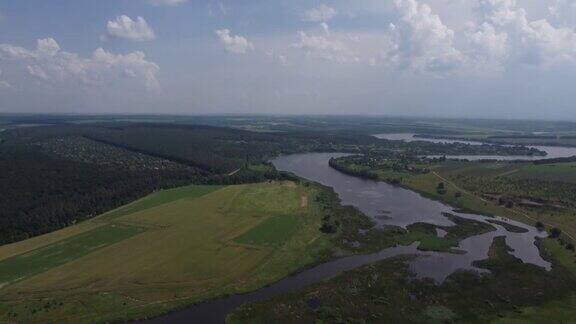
[0, 182, 334, 323]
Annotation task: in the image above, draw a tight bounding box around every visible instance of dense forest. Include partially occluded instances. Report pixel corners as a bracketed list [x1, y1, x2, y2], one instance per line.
[0, 147, 200, 244]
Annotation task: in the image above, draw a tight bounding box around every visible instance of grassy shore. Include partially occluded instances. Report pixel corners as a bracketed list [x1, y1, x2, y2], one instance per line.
[229, 236, 576, 323]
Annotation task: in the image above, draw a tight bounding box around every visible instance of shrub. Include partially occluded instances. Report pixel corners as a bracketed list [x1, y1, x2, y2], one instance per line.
[549, 227, 562, 239]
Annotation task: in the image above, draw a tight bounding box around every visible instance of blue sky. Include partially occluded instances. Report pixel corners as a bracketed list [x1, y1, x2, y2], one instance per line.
[1, 0, 576, 120]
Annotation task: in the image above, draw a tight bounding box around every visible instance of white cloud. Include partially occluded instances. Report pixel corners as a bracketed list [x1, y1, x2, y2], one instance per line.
[106, 15, 156, 41]
[381, 0, 464, 73]
[474, 0, 576, 67]
[466, 22, 509, 72]
[549, 0, 576, 26]
[303, 4, 337, 22]
[215, 29, 254, 54]
[292, 31, 359, 63]
[0, 38, 160, 90]
[149, 0, 187, 6]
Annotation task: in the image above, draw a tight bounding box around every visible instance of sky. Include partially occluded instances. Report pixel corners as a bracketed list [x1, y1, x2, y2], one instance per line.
[1, 0, 576, 120]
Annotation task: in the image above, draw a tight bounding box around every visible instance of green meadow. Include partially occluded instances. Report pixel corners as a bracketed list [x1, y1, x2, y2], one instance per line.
[0, 224, 143, 287]
[0, 181, 332, 323]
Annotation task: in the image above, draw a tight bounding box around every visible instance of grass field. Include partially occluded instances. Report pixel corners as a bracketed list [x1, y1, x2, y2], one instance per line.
[0, 224, 143, 287]
[0, 181, 332, 323]
[426, 161, 576, 241]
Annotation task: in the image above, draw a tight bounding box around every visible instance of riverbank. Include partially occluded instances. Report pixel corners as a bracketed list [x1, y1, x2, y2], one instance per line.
[229, 236, 576, 323]
[329, 153, 576, 244]
[225, 154, 576, 323]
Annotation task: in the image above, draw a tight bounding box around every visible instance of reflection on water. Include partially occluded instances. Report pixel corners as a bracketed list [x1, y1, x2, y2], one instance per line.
[374, 133, 576, 161]
[272, 152, 550, 282]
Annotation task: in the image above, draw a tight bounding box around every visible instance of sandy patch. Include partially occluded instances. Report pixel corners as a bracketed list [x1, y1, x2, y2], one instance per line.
[300, 195, 308, 208]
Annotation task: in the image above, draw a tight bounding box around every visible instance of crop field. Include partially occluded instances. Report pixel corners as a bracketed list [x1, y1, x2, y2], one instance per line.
[0, 182, 330, 323]
[0, 224, 144, 287]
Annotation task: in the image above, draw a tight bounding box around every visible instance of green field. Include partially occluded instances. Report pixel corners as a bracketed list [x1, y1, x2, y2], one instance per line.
[0, 224, 143, 287]
[0, 181, 332, 323]
[235, 216, 302, 247]
[97, 185, 224, 221]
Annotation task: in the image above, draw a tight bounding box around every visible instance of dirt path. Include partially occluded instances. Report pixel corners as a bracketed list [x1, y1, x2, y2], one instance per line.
[430, 171, 576, 242]
[300, 195, 308, 208]
[227, 168, 241, 176]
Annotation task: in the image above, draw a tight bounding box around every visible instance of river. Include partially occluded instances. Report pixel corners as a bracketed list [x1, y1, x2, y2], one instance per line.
[147, 153, 549, 323]
[374, 133, 576, 161]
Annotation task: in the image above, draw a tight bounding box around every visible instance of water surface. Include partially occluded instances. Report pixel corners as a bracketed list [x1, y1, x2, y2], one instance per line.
[374, 133, 576, 160]
[272, 152, 550, 278]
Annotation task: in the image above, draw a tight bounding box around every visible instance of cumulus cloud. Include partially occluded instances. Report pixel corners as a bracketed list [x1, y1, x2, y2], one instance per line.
[215, 29, 254, 54]
[106, 15, 156, 41]
[466, 22, 509, 71]
[0, 38, 160, 90]
[549, 0, 576, 26]
[303, 4, 337, 22]
[381, 0, 464, 73]
[149, 0, 187, 6]
[464, 0, 576, 68]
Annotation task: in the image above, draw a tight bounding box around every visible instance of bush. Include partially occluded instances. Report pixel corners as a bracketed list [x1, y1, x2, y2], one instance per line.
[436, 182, 446, 195]
[549, 227, 562, 239]
[320, 223, 338, 234]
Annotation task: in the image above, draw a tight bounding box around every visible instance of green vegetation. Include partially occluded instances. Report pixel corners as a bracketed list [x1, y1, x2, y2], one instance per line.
[0, 224, 143, 287]
[3, 116, 576, 323]
[230, 237, 576, 323]
[0, 117, 557, 245]
[99, 184, 223, 221]
[395, 214, 496, 252]
[235, 217, 302, 247]
[0, 182, 337, 323]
